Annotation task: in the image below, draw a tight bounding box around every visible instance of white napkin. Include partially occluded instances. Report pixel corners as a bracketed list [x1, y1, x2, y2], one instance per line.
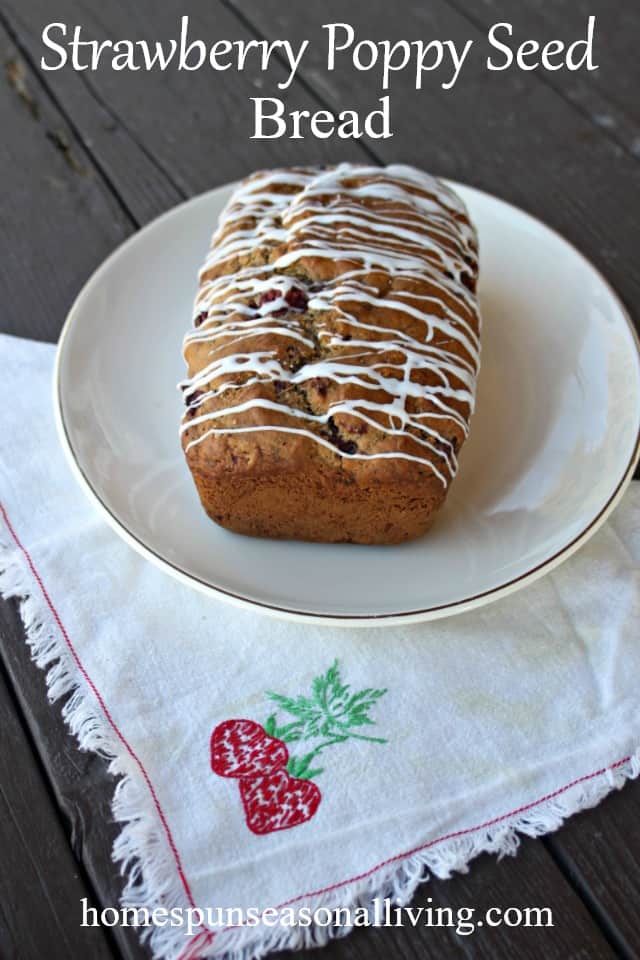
[1, 332, 639, 960]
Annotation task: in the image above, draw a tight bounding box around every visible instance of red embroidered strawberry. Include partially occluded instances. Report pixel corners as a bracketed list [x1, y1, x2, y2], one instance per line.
[210, 662, 388, 836]
[240, 769, 322, 835]
[210, 719, 288, 779]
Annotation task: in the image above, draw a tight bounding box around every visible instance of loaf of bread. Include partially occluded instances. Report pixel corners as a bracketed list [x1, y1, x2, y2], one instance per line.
[180, 163, 480, 544]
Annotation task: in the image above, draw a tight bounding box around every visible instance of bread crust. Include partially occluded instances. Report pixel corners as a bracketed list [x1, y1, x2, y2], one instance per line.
[180, 164, 480, 543]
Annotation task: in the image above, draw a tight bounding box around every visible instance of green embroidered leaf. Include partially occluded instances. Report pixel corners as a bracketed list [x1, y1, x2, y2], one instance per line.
[294, 750, 315, 776]
[267, 692, 323, 722]
[266, 692, 304, 714]
[301, 767, 324, 781]
[341, 715, 374, 727]
[266, 661, 388, 753]
[346, 688, 387, 707]
[312, 659, 348, 706]
[264, 714, 277, 736]
[286, 753, 324, 780]
[266, 719, 304, 742]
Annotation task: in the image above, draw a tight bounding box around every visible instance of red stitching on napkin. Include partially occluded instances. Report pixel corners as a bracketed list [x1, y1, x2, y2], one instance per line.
[268, 756, 632, 910]
[201, 753, 634, 955]
[180, 928, 214, 959]
[3, 503, 634, 960]
[0, 503, 205, 920]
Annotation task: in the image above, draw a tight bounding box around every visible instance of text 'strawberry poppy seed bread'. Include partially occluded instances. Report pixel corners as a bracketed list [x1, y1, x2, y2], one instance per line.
[179, 164, 481, 544]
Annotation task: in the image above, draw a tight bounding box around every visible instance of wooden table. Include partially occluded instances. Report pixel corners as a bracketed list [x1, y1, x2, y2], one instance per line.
[1, 1, 639, 957]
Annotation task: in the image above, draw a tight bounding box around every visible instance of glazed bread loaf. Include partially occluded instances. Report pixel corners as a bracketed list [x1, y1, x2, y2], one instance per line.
[180, 164, 480, 544]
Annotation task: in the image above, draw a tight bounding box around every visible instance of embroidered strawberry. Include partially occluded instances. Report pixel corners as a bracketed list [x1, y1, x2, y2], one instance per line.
[210, 661, 388, 836]
[210, 719, 288, 779]
[240, 769, 322, 835]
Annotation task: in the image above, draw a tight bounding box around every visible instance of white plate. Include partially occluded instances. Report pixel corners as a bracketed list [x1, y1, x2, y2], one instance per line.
[54, 181, 640, 626]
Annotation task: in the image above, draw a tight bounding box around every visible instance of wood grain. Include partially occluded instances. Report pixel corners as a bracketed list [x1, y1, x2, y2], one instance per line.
[0, 611, 116, 959]
[1, 0, 371, 228]
[267, 840, 618, 960]
[447, 0, 640, 159]
[546, 787, 640, 957]
[0, 17, 132, 340]
[0, 596, 150, 960]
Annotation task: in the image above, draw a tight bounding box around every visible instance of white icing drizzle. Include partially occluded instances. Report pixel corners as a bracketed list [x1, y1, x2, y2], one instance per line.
[180, 164, 481, 486]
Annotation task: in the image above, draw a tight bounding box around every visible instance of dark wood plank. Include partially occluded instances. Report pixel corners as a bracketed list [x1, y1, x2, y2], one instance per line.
[1, 0, 371, 228]
[423, 839, 617, 959]
[447, 0, 640, 159]
[0, 17, 148, 958]
[1, 4, 183, 228]
[0, 620, 116, 960]
[271, 839, 617, 960]
[546, 785, 640, 958]
[225, 0, 640, 330]
[0, 17, 132, 341]
[0, 596, 150, 960]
